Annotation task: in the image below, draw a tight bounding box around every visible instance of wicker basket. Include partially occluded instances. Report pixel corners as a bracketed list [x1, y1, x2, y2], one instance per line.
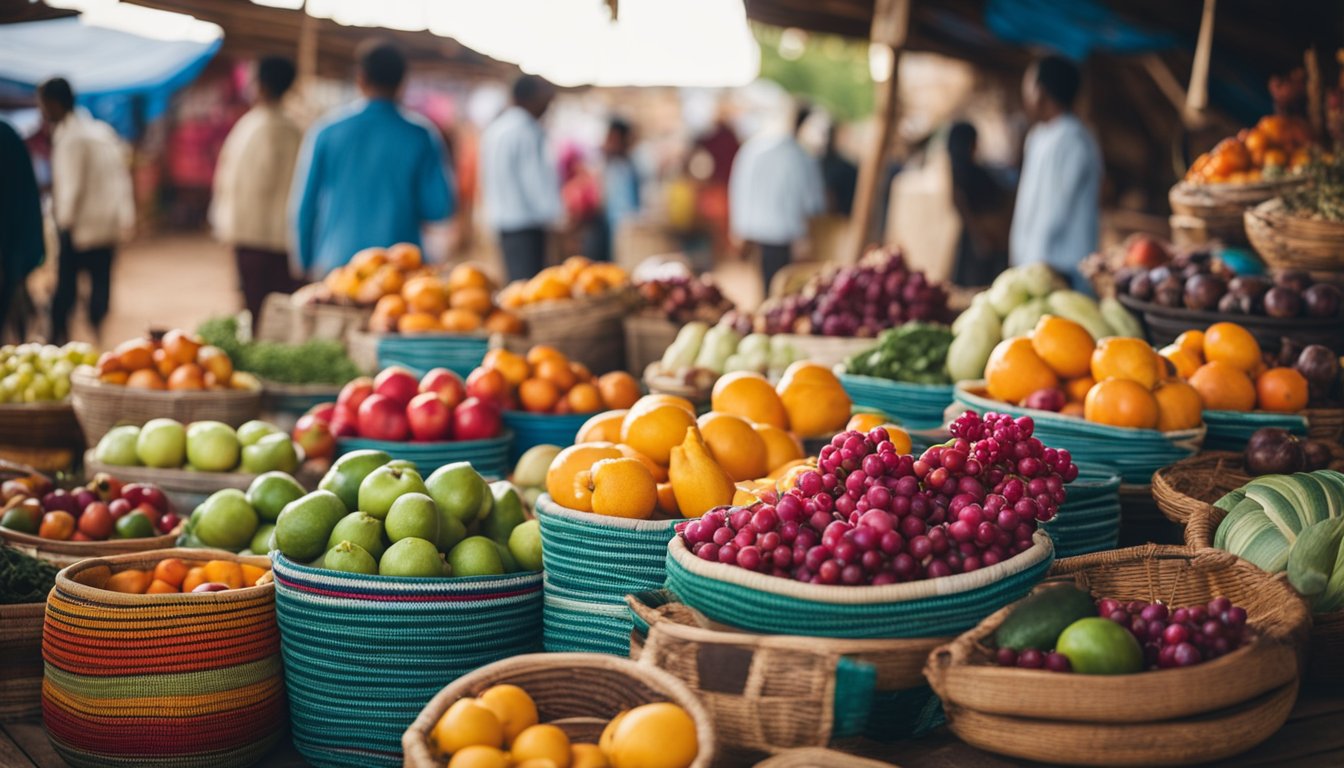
[1116, 293, 1344, 355]
[1245, 197, 1344, 278]
[1168, 178, 1304, 246]
[753, 749, 895, 767]
[1156, 447, 1344, 526]
[255, 291, 373, 345]
[624, 315, 682, 376]
[70, 368, 262, 447]
[0, 602, 45, 721]
[1, 525, 179, 569]
[774, 334, 878, 368]
[401, 653, 715, 768]
[0, 401, 84, 450]
[518, 288, 636, 374]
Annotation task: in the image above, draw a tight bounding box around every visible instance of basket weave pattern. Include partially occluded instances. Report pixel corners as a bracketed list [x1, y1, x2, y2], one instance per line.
[1, 602, 45, 720]
[70, 368, 261, 447]
[1245, 197, 1344, 276]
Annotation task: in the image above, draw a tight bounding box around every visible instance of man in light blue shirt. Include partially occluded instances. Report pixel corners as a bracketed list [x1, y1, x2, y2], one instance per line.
[480, 75, 562, 282]
[729, 105, 825, 296]
[596, 117, 640, 262]
[290, 41, 453, 279]
[1009, 55, 1101, 291]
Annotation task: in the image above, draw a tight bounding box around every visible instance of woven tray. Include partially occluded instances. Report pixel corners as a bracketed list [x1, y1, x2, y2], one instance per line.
[0, 401, 84, 450]
[401, 653, 715, 768]
[518, 288, 636, 374]
[0, 525, 179, 568]
[70, 367, 262, 447]
[1245, 197, 1344, 278]
[624, 315, 682, 377]
[0, 602, 44, 721]
[838, 373, 953, 431]
[1116, 293, 1344, 355]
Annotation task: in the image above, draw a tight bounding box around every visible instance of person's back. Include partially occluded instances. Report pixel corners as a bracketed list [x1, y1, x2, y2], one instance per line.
[729, 132, 824, 246]
[53, 111, 133, 251]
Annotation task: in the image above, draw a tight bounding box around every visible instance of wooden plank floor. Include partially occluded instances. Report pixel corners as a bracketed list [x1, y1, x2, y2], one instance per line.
[5, 690, 1343, 767]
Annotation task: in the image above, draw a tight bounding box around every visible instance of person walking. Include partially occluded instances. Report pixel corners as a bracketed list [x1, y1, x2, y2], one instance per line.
[0, 119, 45, 342]
[291, 41, 453, 280]
[211, 56, 302, 330]
[1009, 54, 1101, 290]
[480, 75, 562, 282]
[595, 117, 640, 263]
[38, 77, 134, 345]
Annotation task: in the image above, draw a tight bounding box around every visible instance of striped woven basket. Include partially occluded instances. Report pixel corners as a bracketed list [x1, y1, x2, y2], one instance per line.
[336, 430, 513, 478]
[1, 602, 45, 721]
[838, 373, 953, 431]
[42, 549, 285, 768]
[502, 411, 592, 462]
[271, 553, 543, 768]
[535, 495, 683, 655]
[1041, 462, 1122, 558]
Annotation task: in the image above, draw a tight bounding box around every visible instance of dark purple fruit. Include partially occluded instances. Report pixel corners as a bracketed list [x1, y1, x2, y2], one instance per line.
[1184, 274, 1227, 311]
[1302, 440, 1333, 471]
[1149, 266, 1173, 286]
[1262, 286, 1303, 318]
[1128, 272, 1153, 301]
[1217, 292, 1250, 315]
[1295, 344, 1339, 400]
[1303, 284, 1342, 318]
[1155, 276, 1184, 308]
[1274, 270, 1313, 293]
[1244, 427, 1305, 475]
[1227, 275, 1269, 301]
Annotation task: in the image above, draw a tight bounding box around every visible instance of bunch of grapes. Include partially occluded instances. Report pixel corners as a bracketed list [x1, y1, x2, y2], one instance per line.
[678, 411, 1078, 586]
[1101, 596, 1249, 670]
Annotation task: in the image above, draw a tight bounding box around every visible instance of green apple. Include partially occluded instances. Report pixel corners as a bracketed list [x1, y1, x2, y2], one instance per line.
[385, 492, 440, 544]
[113, 511, 155, 539]
[186, 421, 241, 472]
[512, 444, 562, 489]
[95, 425, 141, 466]
[241, 432, 299, 474]
[437, 513, 467, 553]
[325, 540, 377, 574]
[507, 519, 543, 571]
[250, 524, 276, 554]
[425, 462, 491, 525]
[318, 450, 391, 512]
[326, 511, 386, 559]
[135, 419, 185, 468]
[194, 488, 259, 550]
[494, 540, 518, 573]
[274, 490, 348, 563]
[246, 472, 306, 522]
[480, 481, 526, 544]
[357, 465, 428, 520]
[448, 535, 505, 577]
[237, 420, 279, 447]
[380, 537, 444, 577]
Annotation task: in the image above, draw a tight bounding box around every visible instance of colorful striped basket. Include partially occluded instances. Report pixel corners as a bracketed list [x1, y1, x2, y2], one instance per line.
[271, 553, 542, 768]
[535, 494, 684, 655]
[1041, 462, 1122, 558]
[502, 411, 592, 462]
[41, 549, 285, 768]
[838, 373, 954, 431]
[336, 429, 513, 478]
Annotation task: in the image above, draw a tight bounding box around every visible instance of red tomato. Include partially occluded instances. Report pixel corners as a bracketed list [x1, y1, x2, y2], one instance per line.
[77, 502, 114, 540]
[38, 511, 76, 540]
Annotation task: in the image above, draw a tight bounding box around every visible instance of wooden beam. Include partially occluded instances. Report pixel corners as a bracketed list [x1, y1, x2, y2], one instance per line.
[848, 0, 907, 261]
[1184, 0, 1215, 126]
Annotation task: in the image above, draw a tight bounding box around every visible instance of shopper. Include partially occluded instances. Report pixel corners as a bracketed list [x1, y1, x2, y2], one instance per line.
[597, 117, 640, 263]
[211, 56, 302, 329]
[820, 123, 858, 216]
[1009, 54, 1101, 290]
[480, 74, 562, 282]
[38, 78, 134, 345]
[291, 41, 453, 280]
[0, 119, 44, 342]
[948, 121, 1010, 287]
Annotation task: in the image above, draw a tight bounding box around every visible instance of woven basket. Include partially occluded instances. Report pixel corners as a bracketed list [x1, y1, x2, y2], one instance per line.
[502, 411, 592, 462]
[774, 334, 877, 368]
[1245, 197, 1344, 277]
[402, 653, 716, 768]
[753, 748, 896, 767]
[1, 526, 179, 569]
[1152, 451, 1256, 525]
[42, 549, 285, 768]
[0, 401, 84, 450]
[70, 368, 262, 447]
[838, 373, 953, 431]
[336, 430, 513, 479]
[271, 553, 543, 767]
[518, 288, 635, 374]
[1116, 293, 1344, 355]
[0, 602, 45, 721]
[535, 495, 683, 655]
[255, 292, 372, 345]
[623, 315, 682, 377]
[1200, 409, 1309, 451]
[1041, 462, 1122, 558]
[628, 590, 947, 757]
[1168, 178, 1304, 246]
[261, 381, 343, 421]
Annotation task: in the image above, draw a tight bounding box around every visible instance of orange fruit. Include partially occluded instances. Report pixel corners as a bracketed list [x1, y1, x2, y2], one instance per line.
[603, 702, 697, 768]
[1153, 381, 1204, 431]
[181, 567, 207, 593]
[484, 349, 530, 387]
[753, 423, 804, 472]
[115, 338, 155, 372]
[403, 275, 448, 314]
[146, 579, 177, 594]
[777, 362, 852, 438]
[450, 286, 492, 316]
[374, 293, 408, 319]
[1256, 367, 1309, 413]
[126, 368, 166, 390]
[485, 310, 526, 336]
[240, 563, 268, 586]
[431, 698, 504, 755]
[1084, 378, 1159, 430]
[203, 561, 243, 589]
[570, 743, 609, 768]
[655, 482, 679, 516]
[105, 569, 152, 594]
[441, 309, 483, 332]
[597, 371, 641, 410]
[1203, 322, 1261, 372]
[569, 361, 593, 383]
[527, 272, 572, 302]
[478, 684, 539, 745]
[526, 345, 568, 367]
[1090, 337, 1161, 389]
[984, 337, 1059, 404]
[1031, 315, 1096, 378]
[152, 558, 188, 588]
[1188, 361, 1256, 411]
[621, 404, 698, 465]
[561, 255, 593, 280]
[546, 442, 623, 510]
[398, 312, 442, 333]
[1158, 345, 1200, 380]
[617, 444, 668, 483]
[534, 358, 577, 392]
[575, 410, 627, 443]
[630, 394, 696, 415]
[510, 724, 571, 768]
[519, 378, 562, 413]
[448, 262, 491, 292]
[350, 247, 388, 277]
[1063, 376, 1096, 403]
[448, 746, 510, 768]
[697, 412, 769, 481]
[499, 282, 528, 310]
[578, 457, 658, 519]
[712, 372, 788, 429]
[1175, 330, 1205, 360]
[1060, 401, 1085, 418]
[386, 242, 422, 271]
[566, 383, 603, 413]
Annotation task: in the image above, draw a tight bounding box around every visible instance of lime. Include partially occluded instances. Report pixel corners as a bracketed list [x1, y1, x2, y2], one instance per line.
[113, 511, 156, 539]
[1055, 617, 1143, 675]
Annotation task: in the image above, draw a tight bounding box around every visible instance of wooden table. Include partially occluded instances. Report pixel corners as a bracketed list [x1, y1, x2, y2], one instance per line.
[5, 691, 1343, 767]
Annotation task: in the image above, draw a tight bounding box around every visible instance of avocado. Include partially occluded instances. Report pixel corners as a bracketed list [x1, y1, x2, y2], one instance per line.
[993, 584, 1096, 651]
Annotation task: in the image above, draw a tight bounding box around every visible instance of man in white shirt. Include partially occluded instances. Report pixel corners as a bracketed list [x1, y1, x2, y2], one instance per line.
[480, 75, 562, 282]
[38, 78, 134, 344]
[729, 104, 825, 296]
[1009, 55, 1101, 291]
[211, 56, 302, 331]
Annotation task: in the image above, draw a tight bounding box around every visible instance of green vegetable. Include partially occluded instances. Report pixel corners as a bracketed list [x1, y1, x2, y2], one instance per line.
[197, 316, 362, 385]
[693, 324, 742, 374]
[993, 584, 1096, 651]
[0, 546, 60, 604]
[843, 323, 952, 385]
[1287, 518, 1344, 598]
[661, 321, 708, 371]
[1215, 470, 1344, 585]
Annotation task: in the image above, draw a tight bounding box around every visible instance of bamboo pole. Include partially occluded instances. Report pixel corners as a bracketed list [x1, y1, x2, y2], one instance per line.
[1183, 0, 1216, 127]
[848, 0, 909, 261]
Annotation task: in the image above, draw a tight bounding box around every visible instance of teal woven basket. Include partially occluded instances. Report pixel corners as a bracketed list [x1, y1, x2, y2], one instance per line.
[271, 554, 542, 768]
[376, 333, 491, 379]
[261, 381, 343, 419]
[502, 411, 592, 462]
[1042, 462, 1122, 558]
[665, 530, 1054, 639]
[1200, 409, 1308, 451]
[336, 429, 513, 478]
[839, 373, 954, 431]
[536, 494, 684, 655]
[953, 383, 1206, 485]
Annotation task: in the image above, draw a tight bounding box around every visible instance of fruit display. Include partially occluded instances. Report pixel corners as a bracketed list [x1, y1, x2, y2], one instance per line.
[1243, 427, 1336, 476]
[1185, 114, 1312, 185]
[272, 451, 541, 578]
[429, 685, 698, 768]
[0, 342, 97, 403]
[676, 410, 1078, 585]
[991, 584, 1251, 673]
[755, 246, 949, 337]
[635, 270, 735, 324]
[470, 346, 641, 415]
[1116, 246, 1343, 319]
[176, 471, 305, 552]
[648, 320, 798, 390]
[498, 255, 631, 309]
[368, 261, 525, 336]
[91, 556, 270, 595]
[308, 366, 503, 445]
[0, 472, 177, 541]
[1158, 323, 1327, 414]
[316, 242, 425, 306]
[843, 323, 953, 385]
[93, 418, 300, 475]
[949, 264, 1141, 382]
[92, 329, 260, 391]
[196, 315, 362, 386]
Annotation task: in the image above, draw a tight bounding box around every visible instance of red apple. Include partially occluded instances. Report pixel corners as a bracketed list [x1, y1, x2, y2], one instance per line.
[407, 392, 453, 441]
[329, 416, 359, 438]
[132, 503, 161, 528]
[157, 512, 181, 535]
[337, 377, 375, 412]
[374, 366, 420, 408]
[293, 413, 336, 459]
[453, 397, 502, 441]
[420, 367, 467, 409]
[77, 502, 114, 539]
[465, 367, 509, 407]
[122, 483, 169, 514]
[357, 393, 410, 441]
[1125, 236, 1169, 269]
[107, 498, 133, 520]
[305, 401, 338, 425]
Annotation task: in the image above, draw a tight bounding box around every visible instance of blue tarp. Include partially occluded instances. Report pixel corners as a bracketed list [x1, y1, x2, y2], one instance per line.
[984, 0, 1179, 60]
[0, 16, 220, 139]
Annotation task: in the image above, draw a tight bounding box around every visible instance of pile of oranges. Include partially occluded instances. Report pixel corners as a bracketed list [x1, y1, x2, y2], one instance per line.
[95, 329, 258, 392]
[498, 256, 630, 309]
[323, 242, 426, 305]
[1162, 323, 1310, 413]
[98, 557, 269, 595]
[1185, 115, 1312, 185]
[369, 262, 525, 337]
[468, 347, 641, 415]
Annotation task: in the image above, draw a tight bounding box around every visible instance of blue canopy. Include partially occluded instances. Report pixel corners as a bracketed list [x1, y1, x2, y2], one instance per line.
[0, 16, 220, 139]
[984, 0, 1179, 61]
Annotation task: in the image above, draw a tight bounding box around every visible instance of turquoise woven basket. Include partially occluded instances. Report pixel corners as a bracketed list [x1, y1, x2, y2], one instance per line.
[336, 430, 513, 478]
[375, 333, 491, 379]
[1042, 462, 1122, 558]
[665, 530, 1054, 639]
[271, 554, 543, 768]
[839, 373, 954, 431]
[1201, 409, 1308, 451]
[952, 383, 1206, 485]
[536, 494, 684, 655]
[502, 411, 592, 461]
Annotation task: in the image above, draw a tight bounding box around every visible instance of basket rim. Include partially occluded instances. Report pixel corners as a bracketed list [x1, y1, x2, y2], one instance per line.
[667, 529, 1053, 605]
[1170, 176, 1307, 195]
[82, 449, 258, 490]
[954, 382, 1208, 441]
[836, 370, 955, 394]
[1246, 196, 1344, 229]
[536, 493, 684, 533]
[0, 400, 75, 412]
[271, 550, 541, 589]
[0, 523, 179, 555]
[54, 547, 273, 605]
[70, 366, 263, 398]
[1115, 293, 1342, 329]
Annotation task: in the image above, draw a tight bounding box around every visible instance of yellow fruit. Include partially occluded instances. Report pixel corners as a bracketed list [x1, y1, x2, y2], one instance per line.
[617, 444, 668, 483]
[604, 703, 698, 768]
[776, 362, 851, 438]
[1153, 381, 1204, 432]
[478, 684, 539, 745]
[621, 404, 697, 466]
[571, 743, 609, 768]
[599, 711, 626, 756]
[696, 412, 769, 481]
[1188, 361, 1257, 412]
[515, 761, 561, 768]
[1031, 315, 1096, 378]
[545, 443, 623, 511]
[1084, 378, 1159, 430]
[655, 482, 679, 516]
[574, 458, 657, 519]
[1158, 344, 1200, 380]
[1090, 337, 1161, 389]
[511, 724, 572, 768]
[629, 393, 696, 415]
[576, 410, 627, 443]
[711, 372, 789, 429]
[448, 745, 510, 768]
[1203, 322, 1261, 373]
[668, 427, 736, 518]
[984, 337, 1059, 405]
[431, 698, 504, 755]
[1175, 330, 1205, 359]
[753, 423, 804, 473]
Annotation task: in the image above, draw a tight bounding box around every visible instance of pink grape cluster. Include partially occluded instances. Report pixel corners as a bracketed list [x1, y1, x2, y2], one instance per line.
[677, 411, 1078, 586]
[1102, 596, 1249, 669]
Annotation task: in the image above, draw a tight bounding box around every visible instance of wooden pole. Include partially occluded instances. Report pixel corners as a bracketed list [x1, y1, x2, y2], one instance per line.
[849, 0, 909, 262]
[1183, 0, 1216, 127]
[297, 2, 318, 99]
